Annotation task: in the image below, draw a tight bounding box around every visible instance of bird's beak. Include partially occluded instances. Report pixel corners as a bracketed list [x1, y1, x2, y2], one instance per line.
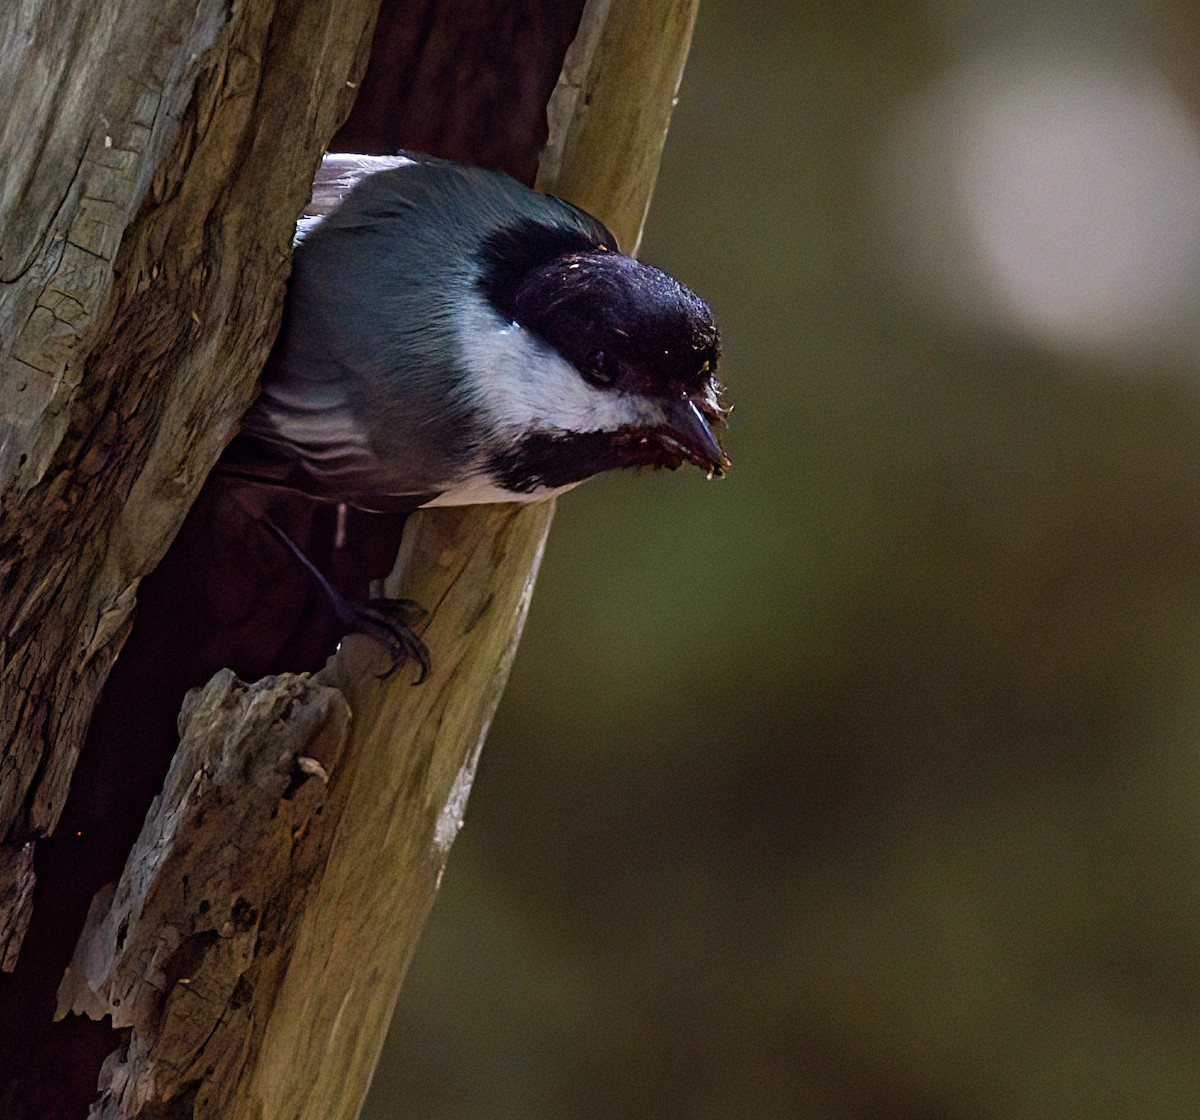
[662, 398, 731, 477]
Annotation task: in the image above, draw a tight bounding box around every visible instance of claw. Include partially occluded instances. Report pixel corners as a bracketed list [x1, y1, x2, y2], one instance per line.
[352, 601, 431, 684]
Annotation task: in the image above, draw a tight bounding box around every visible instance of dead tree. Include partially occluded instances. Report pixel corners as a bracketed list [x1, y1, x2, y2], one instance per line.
[0, 0, 700, 1114]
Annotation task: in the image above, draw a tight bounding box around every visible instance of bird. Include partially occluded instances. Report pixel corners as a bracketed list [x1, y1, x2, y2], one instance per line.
[220, 152, 728, 514]
[214, 151, 730, 674]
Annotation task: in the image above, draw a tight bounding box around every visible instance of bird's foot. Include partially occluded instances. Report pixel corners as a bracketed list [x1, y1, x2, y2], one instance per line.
[258, 513, 430, 683]
[343, 597, 431, 683]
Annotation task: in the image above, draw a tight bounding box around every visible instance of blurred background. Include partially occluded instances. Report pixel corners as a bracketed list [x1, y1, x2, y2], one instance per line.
[366, 1, 1200, 1116]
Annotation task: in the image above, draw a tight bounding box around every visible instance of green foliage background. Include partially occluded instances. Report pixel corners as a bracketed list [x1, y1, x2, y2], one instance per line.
[367, 2, 1200, 1115]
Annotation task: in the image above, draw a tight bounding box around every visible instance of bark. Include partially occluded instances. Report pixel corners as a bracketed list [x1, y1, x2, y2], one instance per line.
[0, 0, 380, 937]
[0, 0, 701, 1114]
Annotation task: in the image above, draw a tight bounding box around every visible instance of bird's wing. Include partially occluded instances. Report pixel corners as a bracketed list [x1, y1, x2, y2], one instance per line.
[295, 153, 418, 243]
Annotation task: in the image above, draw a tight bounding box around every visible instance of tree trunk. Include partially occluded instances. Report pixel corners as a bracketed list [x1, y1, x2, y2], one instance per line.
[0, 0, 380, 938]
[0, 0, 701, 1115]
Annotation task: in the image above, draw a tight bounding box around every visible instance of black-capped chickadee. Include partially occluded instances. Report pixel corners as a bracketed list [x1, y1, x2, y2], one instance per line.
[221, 153, 729, 513]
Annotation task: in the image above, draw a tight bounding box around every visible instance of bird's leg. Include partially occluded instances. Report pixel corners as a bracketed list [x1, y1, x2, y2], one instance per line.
[258, 513, 430, 683]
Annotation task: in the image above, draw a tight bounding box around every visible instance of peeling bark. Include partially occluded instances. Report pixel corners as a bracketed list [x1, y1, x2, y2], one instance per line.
[58, 670, 352, 1117]
[0, 842, 33, 972]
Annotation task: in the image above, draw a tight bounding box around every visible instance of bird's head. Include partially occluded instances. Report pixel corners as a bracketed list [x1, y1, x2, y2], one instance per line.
[469, 214, 729, 496]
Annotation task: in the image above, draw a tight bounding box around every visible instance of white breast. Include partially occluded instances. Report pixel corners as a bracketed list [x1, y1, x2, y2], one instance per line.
[419, 476, 583, 507]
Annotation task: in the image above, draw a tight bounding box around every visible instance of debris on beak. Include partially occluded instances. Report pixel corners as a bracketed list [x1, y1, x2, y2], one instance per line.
[661, 397, 731, 476]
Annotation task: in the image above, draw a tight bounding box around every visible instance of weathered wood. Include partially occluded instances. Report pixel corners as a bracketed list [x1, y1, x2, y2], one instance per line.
[0, 843, 33, 972]
[53, 504, 553, 1118]
[57, 670, 352, 1118]
[35, 0, 702, 1114]
[331, 0, 588, 183]
[0, 0, 381, 926]
[240, 503, 556, 1116]
[538, 0, 701, 252]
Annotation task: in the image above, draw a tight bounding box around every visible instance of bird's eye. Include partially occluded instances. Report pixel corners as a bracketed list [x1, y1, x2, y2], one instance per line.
[585, 349, 619, 388]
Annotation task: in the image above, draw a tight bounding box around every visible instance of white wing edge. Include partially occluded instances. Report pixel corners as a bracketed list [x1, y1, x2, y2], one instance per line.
[294, 153, 416, 243]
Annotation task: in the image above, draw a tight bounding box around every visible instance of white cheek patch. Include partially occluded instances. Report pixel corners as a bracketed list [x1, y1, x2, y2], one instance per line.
[457, 301, 665, 438]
